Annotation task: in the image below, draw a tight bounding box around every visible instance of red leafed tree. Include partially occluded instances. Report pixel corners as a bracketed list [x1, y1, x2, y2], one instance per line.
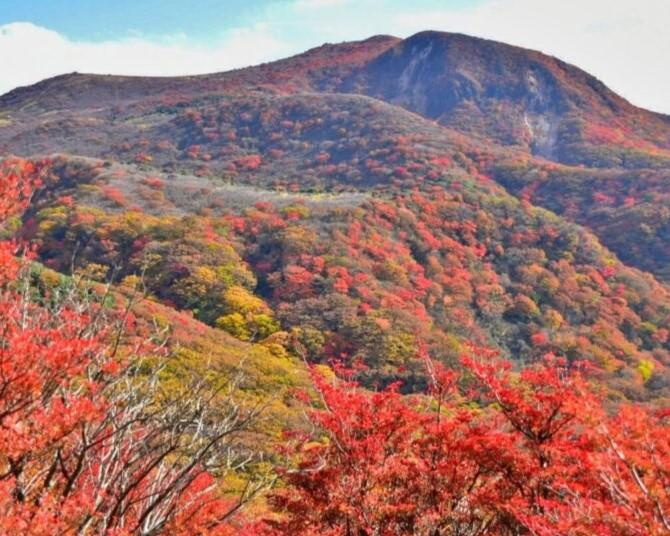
[267, 351, 670, 535]
[0, 159, 266, 534]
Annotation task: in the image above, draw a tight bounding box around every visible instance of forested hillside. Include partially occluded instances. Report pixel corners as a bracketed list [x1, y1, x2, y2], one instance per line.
[1, 30, 669, 534]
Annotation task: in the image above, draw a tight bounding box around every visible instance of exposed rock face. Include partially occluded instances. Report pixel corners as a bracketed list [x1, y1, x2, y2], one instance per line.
[339, 31, 669, 160]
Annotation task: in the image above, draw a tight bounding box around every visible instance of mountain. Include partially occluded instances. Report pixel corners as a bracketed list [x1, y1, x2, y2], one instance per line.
[2, 31, 670, 402]
[343, 31, 670, 165]
[3, 31, 669, 167]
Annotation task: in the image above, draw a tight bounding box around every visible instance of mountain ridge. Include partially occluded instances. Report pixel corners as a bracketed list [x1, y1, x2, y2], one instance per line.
[3, 31, 668, 140]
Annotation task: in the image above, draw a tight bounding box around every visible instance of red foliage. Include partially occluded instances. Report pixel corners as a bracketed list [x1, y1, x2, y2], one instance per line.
[0, 157, 45, 220]
[530, 331, 549, 346]
[0, 162, 257, 534]
[267, 354, 670, 535]
[186, 144, 202, 159]
[235, 154, 263, 170]
[271, 265, 315, 300]
[585, 123, 626, 145]
[430, 155, 452, 167]
[593, 191, 615, 204]
[101, 185, 127, 206]
[143, 176, 165, 189]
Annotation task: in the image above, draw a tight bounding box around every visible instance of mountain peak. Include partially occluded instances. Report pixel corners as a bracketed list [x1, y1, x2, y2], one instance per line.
[339, 30, 670, 160]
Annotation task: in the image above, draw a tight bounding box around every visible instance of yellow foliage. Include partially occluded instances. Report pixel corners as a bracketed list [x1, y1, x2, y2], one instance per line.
[216, 312, 251, 340]
[193, 266, 217, 286]
[637, 359, 654, 382]
[543, 308, 564, 330]
[38, 268, 62, 289]
[76, 263, 109, 282]
[121, 274, 142, 290]
[223, 285, 269, 315]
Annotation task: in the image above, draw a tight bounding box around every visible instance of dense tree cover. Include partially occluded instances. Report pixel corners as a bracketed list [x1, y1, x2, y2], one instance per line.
[3, 159, 670, 534]
[234, 184, 670, 399]
[491, 159, 670, 282]
[12, 157, 279, 339]
[266, 352, 670, 535]
[32, 205, 261, 326]
[9, 154, 670, 401]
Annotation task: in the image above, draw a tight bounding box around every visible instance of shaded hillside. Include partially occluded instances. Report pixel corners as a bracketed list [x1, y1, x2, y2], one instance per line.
[490, 159, 670, 281]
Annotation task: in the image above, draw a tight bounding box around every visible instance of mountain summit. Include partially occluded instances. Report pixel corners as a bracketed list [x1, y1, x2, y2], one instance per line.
[339, 31, 670, 163]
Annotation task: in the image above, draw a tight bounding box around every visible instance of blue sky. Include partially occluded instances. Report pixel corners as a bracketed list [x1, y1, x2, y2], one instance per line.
[0, 0, 273, 41]
[0, 0, 481, 43]
[0, 0, 668, 113]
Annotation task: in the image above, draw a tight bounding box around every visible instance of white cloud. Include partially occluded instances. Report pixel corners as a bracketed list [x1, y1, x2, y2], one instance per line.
[0, 21, 296, 96]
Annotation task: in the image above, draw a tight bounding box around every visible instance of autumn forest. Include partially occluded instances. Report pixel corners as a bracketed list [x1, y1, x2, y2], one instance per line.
[0, 29, 669, 534]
